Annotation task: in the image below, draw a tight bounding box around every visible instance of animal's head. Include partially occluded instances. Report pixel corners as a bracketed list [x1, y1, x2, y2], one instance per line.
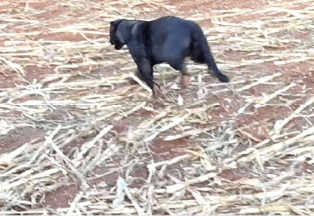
[109, 19, 125, 50]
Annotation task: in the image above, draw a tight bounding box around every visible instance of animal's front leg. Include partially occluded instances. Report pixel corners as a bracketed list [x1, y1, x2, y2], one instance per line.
[137, 58, 162, 98]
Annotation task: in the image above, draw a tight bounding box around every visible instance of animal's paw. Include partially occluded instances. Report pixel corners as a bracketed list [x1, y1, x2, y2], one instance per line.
[218, 74, 229, 82]
[153, 84, 163, 98]
[151, 84, 170, 105]
[181, 75, 190, 88]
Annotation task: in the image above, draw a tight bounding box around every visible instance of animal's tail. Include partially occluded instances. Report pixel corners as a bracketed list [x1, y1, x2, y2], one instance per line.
[191, 24, 229, 82]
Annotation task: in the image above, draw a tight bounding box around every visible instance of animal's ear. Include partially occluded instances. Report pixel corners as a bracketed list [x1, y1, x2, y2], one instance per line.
[110, 19, 123, 29]
[110, 21, 116, 28]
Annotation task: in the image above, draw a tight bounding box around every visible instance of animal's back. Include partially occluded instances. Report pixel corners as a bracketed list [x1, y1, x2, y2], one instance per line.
[146, 16, 200, 63]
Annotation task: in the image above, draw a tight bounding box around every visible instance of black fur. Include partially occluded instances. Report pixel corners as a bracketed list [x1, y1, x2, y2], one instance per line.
[110, 16, 229, 93]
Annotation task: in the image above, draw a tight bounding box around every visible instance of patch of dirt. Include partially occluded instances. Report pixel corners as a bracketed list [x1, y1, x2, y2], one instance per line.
[24, 66, 55, 83]
[0, 126, 45, 153]
[220, 169, 242, 181]
[38, 32, 101, 42]
[33, 8, 67, 21]
[128, 162, 150, 188]
[0, 73, 22, 89]
[150, 138, 191, 160]
[43, 184, 79, 208]
[91, 168, 121, 187]
[112, 119, 130, 134]
[0, 66, 56, 89]
[167, 0, 270, 11]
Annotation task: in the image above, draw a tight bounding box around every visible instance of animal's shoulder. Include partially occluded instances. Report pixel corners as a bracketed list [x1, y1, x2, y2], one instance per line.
[129, 21, 149, 41]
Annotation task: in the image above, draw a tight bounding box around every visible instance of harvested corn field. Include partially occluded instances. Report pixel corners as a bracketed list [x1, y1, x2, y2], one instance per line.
[0, 0, 314, 215]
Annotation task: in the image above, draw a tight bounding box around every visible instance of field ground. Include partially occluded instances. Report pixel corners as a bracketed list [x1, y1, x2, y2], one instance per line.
[0, 0, 314, 215]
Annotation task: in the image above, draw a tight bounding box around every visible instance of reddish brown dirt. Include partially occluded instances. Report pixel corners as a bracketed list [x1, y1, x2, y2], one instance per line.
[91, 169, 121, 187]
[151, 138, 191, 160]
[0, 127, 45, 153]
[220, 169, 242, 181]
[168, 0, 270, 11]
[43, 184, 79, 208]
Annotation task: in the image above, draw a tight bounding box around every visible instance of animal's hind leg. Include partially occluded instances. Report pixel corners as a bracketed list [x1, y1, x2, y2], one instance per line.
[181, 64, 190, 88]
[191, 43, 206, 64]
[170, 60, 190, 88]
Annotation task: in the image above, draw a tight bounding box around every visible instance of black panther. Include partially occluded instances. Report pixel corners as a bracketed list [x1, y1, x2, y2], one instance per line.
[109, 16, 229, 97]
